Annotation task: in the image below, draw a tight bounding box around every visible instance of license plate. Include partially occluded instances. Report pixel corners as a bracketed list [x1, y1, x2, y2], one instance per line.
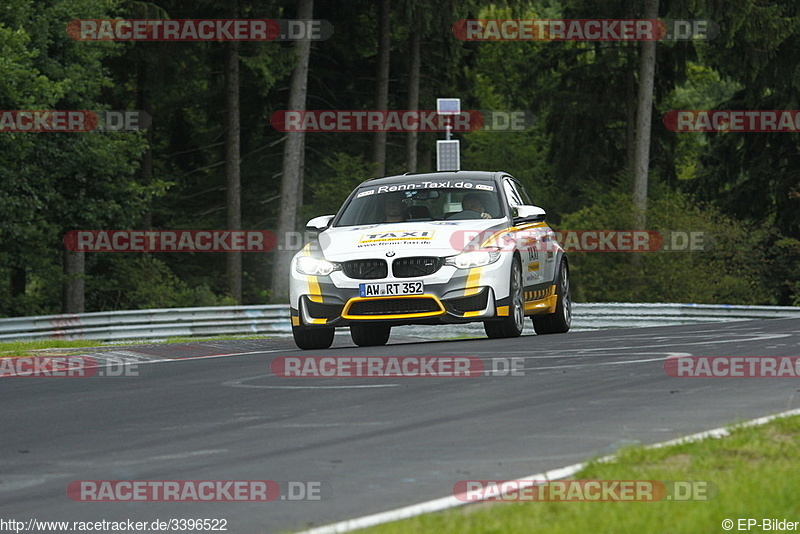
[359, 281, 424, 297]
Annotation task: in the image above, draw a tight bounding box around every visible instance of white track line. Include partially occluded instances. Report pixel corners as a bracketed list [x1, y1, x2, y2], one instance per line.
[295, 407, 800, 534]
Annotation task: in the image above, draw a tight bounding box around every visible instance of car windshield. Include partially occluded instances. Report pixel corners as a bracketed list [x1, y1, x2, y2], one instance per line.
[335, 182, 504, 227]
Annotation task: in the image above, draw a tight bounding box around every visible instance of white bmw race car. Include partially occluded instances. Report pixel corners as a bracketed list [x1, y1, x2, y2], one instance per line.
[289, 171, 571, 349]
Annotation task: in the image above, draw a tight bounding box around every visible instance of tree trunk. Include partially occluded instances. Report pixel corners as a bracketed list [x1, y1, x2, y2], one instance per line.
[62, 251, 85, 313]
[625, 49, 636, 180]
[9, 266, 28, 315]
[136, 56, 154, 229]
[406, 11, 421, 173]
[372, 0, 391, 176]
[225, 38, 242, 303]
[632, 0, 659, 230]
[270, 0, 314, 303]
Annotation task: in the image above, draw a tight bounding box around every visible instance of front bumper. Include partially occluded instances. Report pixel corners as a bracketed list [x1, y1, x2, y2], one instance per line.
[290, 255, 511, 327]
[289, 250, 561, 328]
[292, 285, 499, 327]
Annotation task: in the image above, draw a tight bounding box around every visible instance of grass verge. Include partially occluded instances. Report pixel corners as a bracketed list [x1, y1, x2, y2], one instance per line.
[0, 334, 270, 358]
[0, 339, 107, 357]
[360, 415, 800, 534]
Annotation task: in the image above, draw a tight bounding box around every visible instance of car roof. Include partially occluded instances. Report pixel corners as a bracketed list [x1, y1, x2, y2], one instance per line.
[358, 170, 506, 188]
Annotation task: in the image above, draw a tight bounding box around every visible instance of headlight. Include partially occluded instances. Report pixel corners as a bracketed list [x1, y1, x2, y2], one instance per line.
[295, 256, 340, 276]
[445, 249, 501, 269]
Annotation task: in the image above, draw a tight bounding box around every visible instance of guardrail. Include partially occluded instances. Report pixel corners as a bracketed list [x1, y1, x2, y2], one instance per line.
[0, 305, 291, 342]
[573, 302, 800, 330]
[0, 303, 797, 342]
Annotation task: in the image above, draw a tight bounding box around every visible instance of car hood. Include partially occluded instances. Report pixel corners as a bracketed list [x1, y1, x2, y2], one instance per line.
[318, 219, 508, 262]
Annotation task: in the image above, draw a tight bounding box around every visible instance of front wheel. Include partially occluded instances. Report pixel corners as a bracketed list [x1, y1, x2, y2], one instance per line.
[484, 256, 524, 339]
[532, 259, 571, 335]
[292, 325, 335, 350]
[350, 323, 391, 347]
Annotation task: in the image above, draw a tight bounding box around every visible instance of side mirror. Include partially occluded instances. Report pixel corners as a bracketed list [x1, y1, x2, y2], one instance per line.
[512, 205, 547, 222]
[306, 215, 335, 232]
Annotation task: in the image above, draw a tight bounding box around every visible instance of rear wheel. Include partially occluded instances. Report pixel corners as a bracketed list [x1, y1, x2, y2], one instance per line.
[484, 256, 524, 339]
[292, 325, 335, 350]
[350, 323, 391, 347]
[532, 259, 571, 335]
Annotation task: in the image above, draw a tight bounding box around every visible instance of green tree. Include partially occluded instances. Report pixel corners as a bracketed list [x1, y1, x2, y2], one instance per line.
[686, 0, 800, 303]
[0, 0, 165, 316]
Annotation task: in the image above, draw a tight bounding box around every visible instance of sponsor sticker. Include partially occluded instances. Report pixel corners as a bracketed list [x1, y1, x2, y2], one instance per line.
[358, 230, 435, 244]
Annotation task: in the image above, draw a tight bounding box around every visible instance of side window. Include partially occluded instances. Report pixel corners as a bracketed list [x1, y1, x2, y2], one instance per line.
[514, 180, 534, 206]
[503, 178, 524, 207]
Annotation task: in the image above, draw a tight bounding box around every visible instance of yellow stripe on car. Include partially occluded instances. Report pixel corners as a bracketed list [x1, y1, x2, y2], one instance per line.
[307, 277, 323, 303]
[301, 243, 324, 303]
[464, 267, 482, 296]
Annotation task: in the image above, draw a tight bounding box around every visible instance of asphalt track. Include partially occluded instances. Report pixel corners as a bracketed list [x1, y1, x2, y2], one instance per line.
[2, 318, 799, 533]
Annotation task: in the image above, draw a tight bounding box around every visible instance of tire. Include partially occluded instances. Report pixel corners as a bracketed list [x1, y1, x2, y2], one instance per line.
[292, 325, 335, 350]
[484, 255, 524, 339]
[350, 323, 391, 347]
[532, 259, 571, 335]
